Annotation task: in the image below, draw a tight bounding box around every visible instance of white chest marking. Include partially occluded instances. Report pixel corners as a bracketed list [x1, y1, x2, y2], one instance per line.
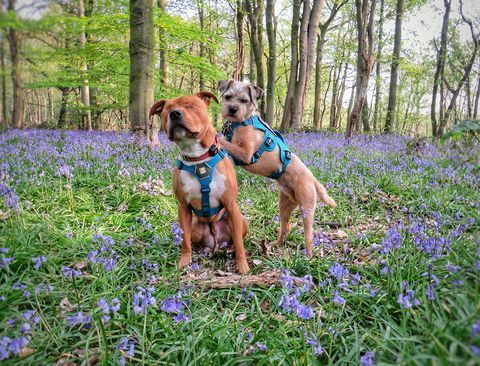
[179, 168, 226, 208]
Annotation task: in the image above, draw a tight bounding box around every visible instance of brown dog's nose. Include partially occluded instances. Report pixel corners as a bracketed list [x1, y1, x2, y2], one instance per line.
[169, 109, 182, 120]
[228, 106, 238, 115]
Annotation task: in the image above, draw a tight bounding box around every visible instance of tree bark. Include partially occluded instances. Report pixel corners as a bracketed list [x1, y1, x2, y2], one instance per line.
[437, 4, 478, 136]
[197, 0, 205, 90]
[265, 0, 276, 124]
[129, 0, 157, 145]
[7, 0, 24, 129]
[430, 0, 451, 138]
[473, 77, 480, 119]
[329, 60, 340, 128]
[58, 87, 70, 129]
[372, 0, 384, 132]
[384, 0, 404, 133]
[0, 0, 7, 128]
[78, 0, 92, 130]
[313, 1, 346, 130]
[158, 0, 169, 86]
[233, 0, 245, 81]
[281, 0, 324, 130]
[245, 0, 266, 118]
[345, 0, 376, 139]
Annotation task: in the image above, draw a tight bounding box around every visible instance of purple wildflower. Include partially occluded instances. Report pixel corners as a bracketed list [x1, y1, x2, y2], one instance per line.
[426, 285, 435, 301]
[255, 342, 267, 351]
[173, 313, 190, 323]
[117, 337, 135, 365]
[361, 350, 374, 366]
[329, 262, 349, 281]
[0, 257, 15, 268]
[62, 266, 82, 278]
[471, 345, 480, 356]
[333, 291, 345, 306]
[171, 223, 183, 245]
[133, 287, 156, 314]
[472, 320, 480, 337]
[160, 294, 183, 313]
[32, 256, 47, 270]
[445, 263, 460, 273]
[380, 228, 402, 254]
[66, 311, 92, 329]
[352, 273, 361, 286]
[398, 285, 420, 309]
[35, 283, 53, 295]
[304, 333, 323, 356]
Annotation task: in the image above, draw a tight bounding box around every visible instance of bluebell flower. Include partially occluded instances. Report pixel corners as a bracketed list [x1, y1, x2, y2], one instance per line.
[304, 332, 323, 356]
[255, 342, 267, 351]
[333, 291, 345, 306]
[329, 262, 348, 281]
[471, 320, 480, 337]
[171, 223, 183, 245]
[32, 256, 47, 270]
[133, 287, 156, 314]
[361, 350, 374, 366]
[62, 266, 82, 278]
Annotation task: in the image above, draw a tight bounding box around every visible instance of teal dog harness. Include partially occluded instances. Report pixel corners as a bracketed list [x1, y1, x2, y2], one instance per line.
[222, 115, 292, 179]
[176, 147, 228, 217]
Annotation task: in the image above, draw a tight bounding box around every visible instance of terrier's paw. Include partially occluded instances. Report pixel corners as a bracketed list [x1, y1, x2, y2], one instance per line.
[178, 253, 192, 269]
[236, 259, 250, 275]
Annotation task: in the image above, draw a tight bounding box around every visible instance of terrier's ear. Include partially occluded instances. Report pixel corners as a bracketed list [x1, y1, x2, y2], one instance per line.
[195, 91, 219, 107]
[149, 100, 166, 118]
[218, 80, 234, 96]
[249, 84, 264, 100]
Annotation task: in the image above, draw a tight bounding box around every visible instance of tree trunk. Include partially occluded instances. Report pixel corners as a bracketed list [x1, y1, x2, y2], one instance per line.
[313, 1, 345, 129]
[7, 0, 24, 129]
[372, 0, 384, 132]
[345, 0, 376, 139]
[329, 61, 339, 128]
[265, 0, 276, 124]
[158, 0, 169, 86]
[280, 0, 301, 130]
[0, 2, 7, 128]
[58, 87, 70, 129]
[473, 77, 480, 119]
[129, 0, 156, 144]
[233, 0, 245, 81]
[335, 61, 349, 129]
[78, 0, 92, 130]
[384, 0, 404, 133]
[466, 74, 472, 118]
[437, 0, 479, 137]
[197, 0, 205, 90]
[430, 0, 451, 138]
[282, 0, 324, 130]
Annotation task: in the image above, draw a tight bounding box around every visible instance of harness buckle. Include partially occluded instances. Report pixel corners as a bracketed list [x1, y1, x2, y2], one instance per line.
[201, 187, 211, 193]
[208, 144, 219, 156]
[285, 151, 292, 160]
[265, 137, 273, 147]
[253, 151, 261, 159]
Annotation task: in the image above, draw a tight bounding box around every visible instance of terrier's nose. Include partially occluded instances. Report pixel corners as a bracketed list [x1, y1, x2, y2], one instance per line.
[228, 106, 238, 114]
[169, 110, 182, 120]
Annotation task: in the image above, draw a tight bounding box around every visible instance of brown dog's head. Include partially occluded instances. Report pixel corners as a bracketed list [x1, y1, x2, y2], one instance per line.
[149, 92, 218, 143]
[218, 80, 264, 122]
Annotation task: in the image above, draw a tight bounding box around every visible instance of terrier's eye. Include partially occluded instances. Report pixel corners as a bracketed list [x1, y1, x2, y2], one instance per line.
[241, 98, 248, 104]
[225, 95, 232, 101]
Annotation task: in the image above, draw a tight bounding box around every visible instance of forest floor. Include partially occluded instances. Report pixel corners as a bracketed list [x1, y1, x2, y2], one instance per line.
[0, 129, 479, 365]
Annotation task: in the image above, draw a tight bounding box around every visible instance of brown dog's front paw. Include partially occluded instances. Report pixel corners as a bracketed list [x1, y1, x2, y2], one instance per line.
[178, 253, 192, 269]
[236, 259, 250, 275]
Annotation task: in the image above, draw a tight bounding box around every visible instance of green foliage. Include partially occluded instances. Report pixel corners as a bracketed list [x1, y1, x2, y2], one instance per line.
[441, 119, 480, 142]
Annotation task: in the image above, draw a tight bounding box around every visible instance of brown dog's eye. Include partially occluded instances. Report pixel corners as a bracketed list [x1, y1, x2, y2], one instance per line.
[225, 95, 232, 101]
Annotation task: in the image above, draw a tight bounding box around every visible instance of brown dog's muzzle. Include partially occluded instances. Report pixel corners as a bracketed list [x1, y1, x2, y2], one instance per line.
[168, 109, 198, 141]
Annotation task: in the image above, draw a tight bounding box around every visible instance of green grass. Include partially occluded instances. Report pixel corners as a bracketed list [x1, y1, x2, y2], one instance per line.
[0, 130, 479, 365]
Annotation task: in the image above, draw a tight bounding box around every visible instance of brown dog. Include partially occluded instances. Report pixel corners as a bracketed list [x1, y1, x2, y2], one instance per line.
[218, 80, 337, 254]
[149, 92, 250, 274]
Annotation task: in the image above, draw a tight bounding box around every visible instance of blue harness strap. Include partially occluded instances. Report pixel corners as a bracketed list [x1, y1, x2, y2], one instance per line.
[222, 116, 292, 179]
[176, 148, 227, 217]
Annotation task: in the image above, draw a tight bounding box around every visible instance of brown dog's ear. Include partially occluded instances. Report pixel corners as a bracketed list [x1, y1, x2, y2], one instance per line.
[249, 84, 264, 100]
[195, 91, 219, 107]
[218, 80, 234, 96]
[149, 100, 166, 118]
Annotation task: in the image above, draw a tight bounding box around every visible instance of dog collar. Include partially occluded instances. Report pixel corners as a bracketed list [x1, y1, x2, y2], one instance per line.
[182, 136, 219, 162]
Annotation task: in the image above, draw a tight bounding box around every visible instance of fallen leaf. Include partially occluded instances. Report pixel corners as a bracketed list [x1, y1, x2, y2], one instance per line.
[19, 347, 35, 357]
[72, 261, 88, 270]
[252, 259, 263, 266]
[236, 313, 247, 321]
[59, 297, 76, 312]
[260, 238, 272, 257]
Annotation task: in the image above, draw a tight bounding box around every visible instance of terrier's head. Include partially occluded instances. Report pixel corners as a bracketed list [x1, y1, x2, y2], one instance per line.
[218, 80, 264, 122]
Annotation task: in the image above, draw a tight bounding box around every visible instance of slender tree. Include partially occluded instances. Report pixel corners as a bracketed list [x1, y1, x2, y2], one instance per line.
[0, 0, 7, 128]
[233, 0, 245, 81]
[158, 0, 169, 86]
[129, 0, 157, 144]
[430, 0, 451, 138]
[345, 0, 376, 138]
[474, 76, 480, 119]
[281, 0, 324, 130]
[265, 0, 276, 123]
[372, 0, 384, 131]
[7, 0, 24, 129]
[384, 0, 404, 133]
[78, 0, 92, 130]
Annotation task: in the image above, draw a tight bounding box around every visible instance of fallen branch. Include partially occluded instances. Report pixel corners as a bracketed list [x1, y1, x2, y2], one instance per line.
[181, 270, 285, 289]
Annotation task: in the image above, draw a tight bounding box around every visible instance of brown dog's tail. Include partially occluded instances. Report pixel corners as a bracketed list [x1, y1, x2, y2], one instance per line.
[314, 179, 337, 208]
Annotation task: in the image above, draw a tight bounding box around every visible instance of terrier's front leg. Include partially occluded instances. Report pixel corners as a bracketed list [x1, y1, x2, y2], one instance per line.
[220, 138, 254, 165]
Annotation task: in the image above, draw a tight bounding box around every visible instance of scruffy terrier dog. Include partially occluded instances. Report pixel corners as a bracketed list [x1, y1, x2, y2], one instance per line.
[218, 80, 336, 254]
